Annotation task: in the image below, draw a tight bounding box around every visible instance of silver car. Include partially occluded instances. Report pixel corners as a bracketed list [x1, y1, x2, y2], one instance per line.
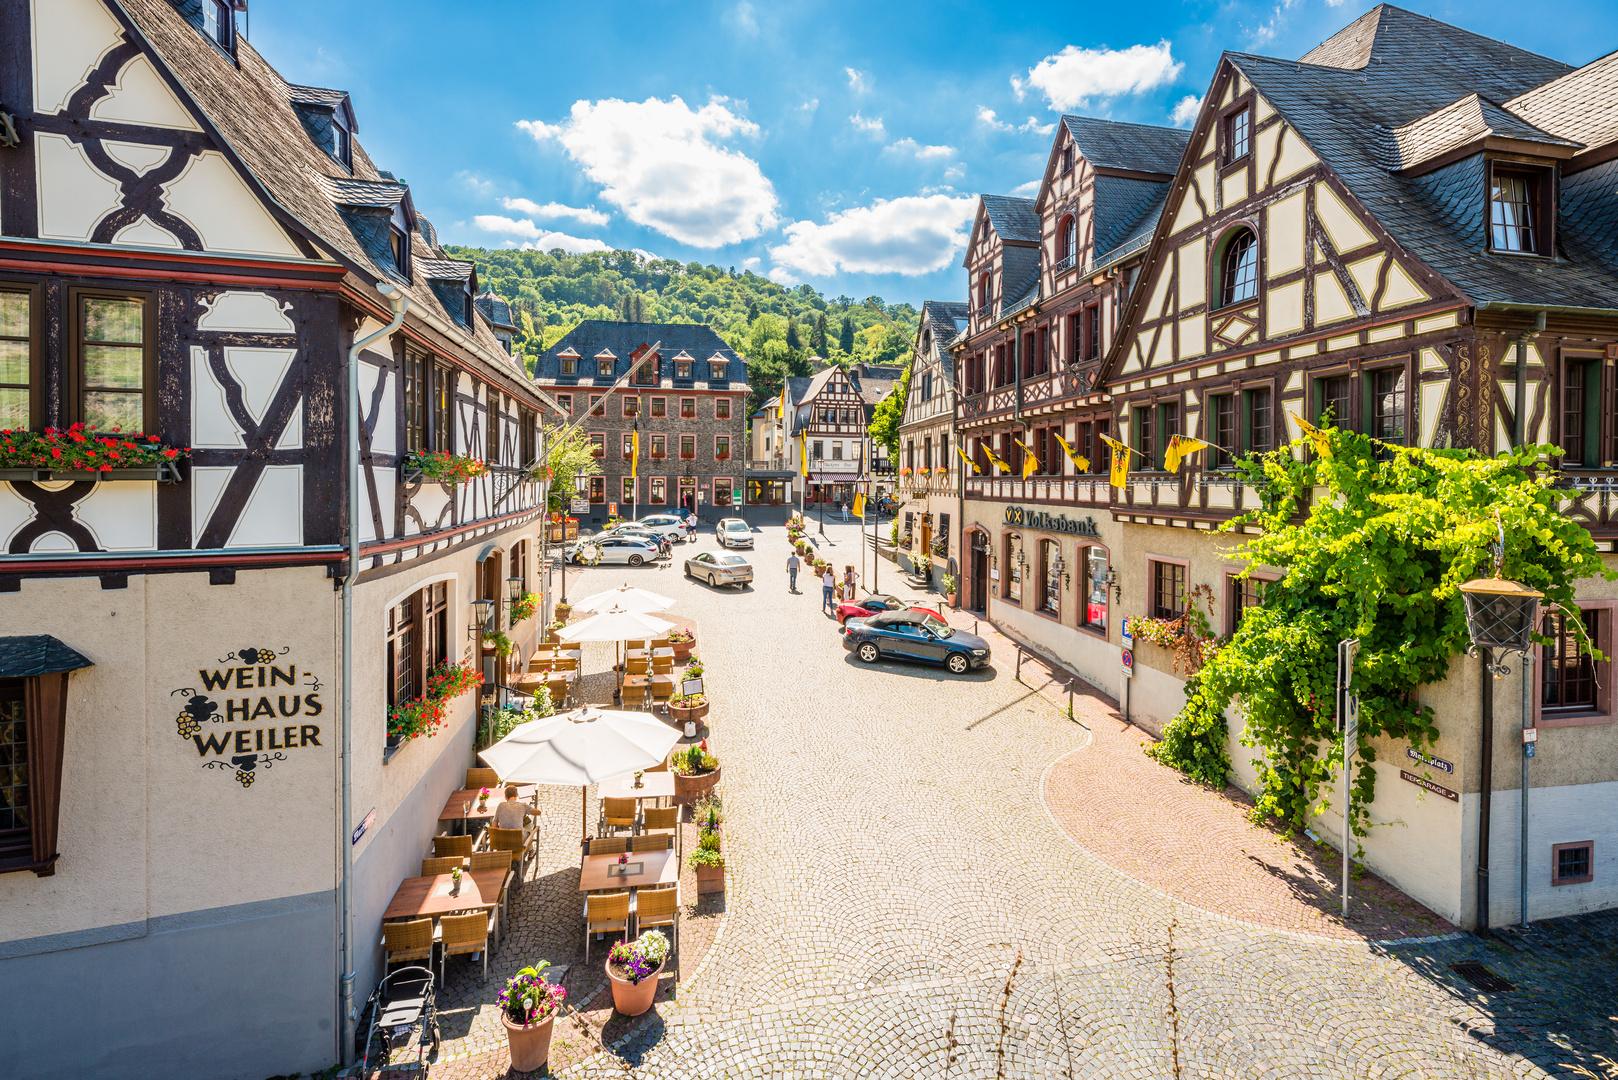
[567, 535, 660, 566]
[717, 517, 753, 548]
[637, 513, 692, 539]
[684, 550, 754, 588]
[604, 521, 683, 544]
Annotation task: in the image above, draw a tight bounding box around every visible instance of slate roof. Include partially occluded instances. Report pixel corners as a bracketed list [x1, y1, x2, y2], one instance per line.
[918, 300, 968, 381]
[118, 0, 530, 386]
[1506, 49, 1618, 157]
[1092, 175, 1176, 260]
[475, 292, 515, 330]
[1061, 116, 1189, 176]
[980, 196, 1041, 244]
[1227, 4, 1618, 309]
[533, 321, 749, 389]
[286, 83, 356, 126]
[1381, 94, 1579, 171]
[999, 245, 1042, 312]
[418, 258, 475, 281]
[0, 636, 93, 678]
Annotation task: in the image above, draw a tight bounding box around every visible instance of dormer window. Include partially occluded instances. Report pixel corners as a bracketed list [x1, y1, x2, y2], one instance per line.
[463, 282, 474, 328]
[389, 223, 409, 278]
[1489, 165, 1551, 256]
[1060, 145, 1075, 176]
[711, 361, 727, 380]
[202, 0, 236, 55]
[1224, 107, 1251, 164]
[676, 360, 692, 379]
[560, 351, 578, 376]
[597, 359, 613, 378]
[332, 114, 352, 170]
[1057, 216, 1078, 271]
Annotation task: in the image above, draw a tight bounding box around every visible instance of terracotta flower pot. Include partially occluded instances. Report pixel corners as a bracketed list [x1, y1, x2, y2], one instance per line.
[695, 860, 725, 895]
[671, 639, 694, 661]
[502, 1011, 556, 1072]
[669, 701, 710, 724]
[607, 959, 663, 1016]
[673, 765, 721, 805]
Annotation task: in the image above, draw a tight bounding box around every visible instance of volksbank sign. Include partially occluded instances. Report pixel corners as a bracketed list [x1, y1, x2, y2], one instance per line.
[1002, 505, 1101, 538]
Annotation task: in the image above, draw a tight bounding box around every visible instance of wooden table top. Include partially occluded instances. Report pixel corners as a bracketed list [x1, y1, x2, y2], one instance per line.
[622, 674, 676, 689]
[598, 772, 675, 800]
[440, 786, 535, 822]
[383, 868, 506, 920]
[578, 848, 678, 892]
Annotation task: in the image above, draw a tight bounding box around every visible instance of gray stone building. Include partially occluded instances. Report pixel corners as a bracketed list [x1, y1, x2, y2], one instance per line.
[533, 322, 750, 523]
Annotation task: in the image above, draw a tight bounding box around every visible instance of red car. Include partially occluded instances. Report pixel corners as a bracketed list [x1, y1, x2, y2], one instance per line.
[835, 593, 944, 625]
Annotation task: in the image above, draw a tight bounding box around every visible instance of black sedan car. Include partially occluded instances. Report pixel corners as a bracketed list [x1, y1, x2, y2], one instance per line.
[841, 610, 991, 675]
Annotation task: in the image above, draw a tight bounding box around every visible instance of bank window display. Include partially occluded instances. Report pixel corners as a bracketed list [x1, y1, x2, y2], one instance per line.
[1081, 546, 1109, 632]
[1150, 559, 1186, 619]
[1039, 540, 1061, 617]
[76, 290, 152, 432]
[1005, 532, 1024, 602]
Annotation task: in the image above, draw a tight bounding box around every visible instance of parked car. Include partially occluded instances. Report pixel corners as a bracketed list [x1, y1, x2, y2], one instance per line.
[716, 517, 753, 548]
[637, 513, 692, 539]
[835, 593, 943, 625]
[605, 521, 684, 544]
[684, 550, 754, 588]
[841, 610, 990, 675]
[566, 535, 660, 566]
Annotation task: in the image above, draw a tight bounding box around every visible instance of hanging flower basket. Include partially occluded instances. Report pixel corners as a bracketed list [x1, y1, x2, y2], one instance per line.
[402, 450, 488, 484]
[387, 661, 480, 745]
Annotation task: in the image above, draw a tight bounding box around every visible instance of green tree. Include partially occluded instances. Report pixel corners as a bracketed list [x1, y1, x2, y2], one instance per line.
[542, 426, 600, 512]
[867, 365, 909, 458]
[811, 312, 829, 356]
[746, 300, 760, 323]
[785, 314, 801, 351]
[838, 314, 855, 353]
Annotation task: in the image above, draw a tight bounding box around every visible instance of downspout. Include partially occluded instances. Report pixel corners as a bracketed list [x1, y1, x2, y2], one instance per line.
[340, 284, 409, 1066]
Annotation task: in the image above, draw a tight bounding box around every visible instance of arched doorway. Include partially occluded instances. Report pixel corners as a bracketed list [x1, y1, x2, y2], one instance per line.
[967, 529, 990, 614]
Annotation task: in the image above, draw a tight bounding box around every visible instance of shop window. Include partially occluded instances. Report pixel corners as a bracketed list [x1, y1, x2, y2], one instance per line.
[1005, 532, 1024, 603]
[1039, 539, 1061, 618]
[1081, 546, 1109, 633]
[74, 289, 153, 432]
[589, 475, 606, 503]
[1150, 558, 1186, 619]
[713, 479, 733, 506]
[0, 287, 36, 430]
[1552, 842, 1594, 886]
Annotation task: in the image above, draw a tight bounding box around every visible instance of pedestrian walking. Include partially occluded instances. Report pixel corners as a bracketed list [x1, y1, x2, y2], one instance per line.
[821, 567, 836, 614]
[786, 551, 801, 593]
[843, 564, 858, 601]
[685, 509, 698, 536]
[841, 500, 849, 522]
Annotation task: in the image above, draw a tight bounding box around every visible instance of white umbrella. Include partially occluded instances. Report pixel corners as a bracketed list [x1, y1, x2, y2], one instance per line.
[556, 607, 676, 642]
[479, 706, 681, 838]
[572, 584, 675, 615]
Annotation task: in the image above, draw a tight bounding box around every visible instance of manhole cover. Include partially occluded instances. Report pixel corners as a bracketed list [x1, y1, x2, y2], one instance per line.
[1449, 961, 1515, 993]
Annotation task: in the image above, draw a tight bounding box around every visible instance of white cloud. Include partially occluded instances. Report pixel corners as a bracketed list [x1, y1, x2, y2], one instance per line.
[768, 266, 799, 285]
[1247, 0, 1302, 49]
[1020, 116, 1056, 136]
[978, 106, 1014, 132]
[500, 198, 610, 227]
[1021, 41, 1184, 111]
[769, 194, 976, 278]
[846, 67, 871, 94]
[1010, 179, 1040, 197]
[723, 2, 758, 36]
[1169, 94, 1203, 128]
[797, 98, 819, 115]
[1010, 75, 1027, 101]
[742, 256, 761, 270]
[849, 112, 885, 137]
[474, 215, 609, 253]
[944, 164, 965, 182]
[979, 107, 1053, 137]
[456, 170, 497, 198]
[885, 137, 956, 161]
[516, 96, 777, 248]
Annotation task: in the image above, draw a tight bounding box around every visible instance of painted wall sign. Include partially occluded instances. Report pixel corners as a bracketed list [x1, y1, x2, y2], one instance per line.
[170, 646, 325, 788]
[1002, 506, 1101, 538]
[1405, 747, 1454, 773]
[353, 807, 376, 846]
[1399, 769, 1458, 802]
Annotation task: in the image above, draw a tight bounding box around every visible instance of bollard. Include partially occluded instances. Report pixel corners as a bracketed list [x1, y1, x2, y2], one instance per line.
[1015, 646, 1023, 682]
[974, 619, 979, 636]
[1068, 680, 1075, 720]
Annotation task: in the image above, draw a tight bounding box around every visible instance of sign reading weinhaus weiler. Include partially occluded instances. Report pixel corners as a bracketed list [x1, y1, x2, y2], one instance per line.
[170, 646, 325, 788]
[1003, 506, 1101, 538]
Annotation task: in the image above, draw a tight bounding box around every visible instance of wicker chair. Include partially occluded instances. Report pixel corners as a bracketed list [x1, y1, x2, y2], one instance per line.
[432, 834, 473, 859]
[645, 754, 670, 774]
[651, 655, 674, 675]
[584, 892, 630, 963]
[635, 883, 680, 955]
[440, 912, 490, 984]
[629, 833, 670, 852]
[468, 850, 514, 942]
[650, 679, 674, 712]
[382, 918, 435, 981]
[587, 836, 627, 855]
[486, 826, 532, 884]
[465, 768, 499, 791]
[601, 797, 638, 835]
[626, 657, 650, 675]
[421, 856, 463, 877]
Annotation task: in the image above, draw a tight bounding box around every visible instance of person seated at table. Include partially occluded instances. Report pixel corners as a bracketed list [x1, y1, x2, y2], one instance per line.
[493, 785, 537, 834]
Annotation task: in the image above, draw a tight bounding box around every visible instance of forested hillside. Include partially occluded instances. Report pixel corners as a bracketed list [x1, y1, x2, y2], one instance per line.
[446, 246, 920, 411]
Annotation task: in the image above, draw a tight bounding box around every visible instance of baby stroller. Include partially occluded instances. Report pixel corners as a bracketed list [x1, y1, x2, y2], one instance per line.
[358, 966, 441, 1075]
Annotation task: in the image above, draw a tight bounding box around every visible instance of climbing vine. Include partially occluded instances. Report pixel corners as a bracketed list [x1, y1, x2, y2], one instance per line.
[1147, 427, 1612, 836]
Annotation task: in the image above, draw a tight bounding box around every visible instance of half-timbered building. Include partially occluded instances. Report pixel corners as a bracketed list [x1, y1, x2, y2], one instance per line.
[785, 362, 901, 510]
[895, 301, 968, 585]
[953, 118, 1188, 697]
[532, 320, 748, 523]
[1098, 5, 1618, 928]
[0, 3, 555, 1075]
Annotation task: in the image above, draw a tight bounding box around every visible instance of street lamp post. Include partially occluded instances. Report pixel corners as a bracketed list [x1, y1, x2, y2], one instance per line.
[1458, 573, 1543, 930]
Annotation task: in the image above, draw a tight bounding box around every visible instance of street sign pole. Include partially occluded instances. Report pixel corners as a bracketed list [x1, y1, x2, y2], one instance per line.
[1338, 637, 1360, 918]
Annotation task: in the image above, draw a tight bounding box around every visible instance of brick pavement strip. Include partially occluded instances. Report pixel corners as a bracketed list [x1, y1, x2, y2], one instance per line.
[372, 521, 1616, 1078]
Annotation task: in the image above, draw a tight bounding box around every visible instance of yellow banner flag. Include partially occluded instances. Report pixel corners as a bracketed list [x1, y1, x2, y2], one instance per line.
[852, 492, 865, 518]
[631, 426, 639, 479]
[1163, 434, 1211, 474]
[1052, 431, 1090, 473]
[799, 432, 809, 476]
[1100, 433, 1133, 489]
[1291, 413, 1332, 458]
[982, 445, 1012, 476]
[954, 444, 981, 475]
[1015, 438, 1040, 479]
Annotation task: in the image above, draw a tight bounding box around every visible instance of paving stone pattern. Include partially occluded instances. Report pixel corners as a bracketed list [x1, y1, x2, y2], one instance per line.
[411, 521, 1618, 1078]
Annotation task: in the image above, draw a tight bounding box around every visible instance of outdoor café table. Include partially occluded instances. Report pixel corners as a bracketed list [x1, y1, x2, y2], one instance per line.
[598, 771, 675, 802]
[440, 784, 535, 835]
[383, 868, 506, 920]
[578, 848, 678, 892]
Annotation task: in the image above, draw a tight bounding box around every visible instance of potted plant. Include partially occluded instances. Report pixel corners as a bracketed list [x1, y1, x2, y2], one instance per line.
[482, 630, 514, 658]
[606, 930, 669, 1016]
[683, 660, 704, 680]
[477, 786, 491, 810]
[671, 741, 721, 804]
[668, 693, 709, 724]
[509, 592, 539, 627]
[499, 963, 567, 1071]
[668, 628, 696, 661]
[691, 837, 725, 896]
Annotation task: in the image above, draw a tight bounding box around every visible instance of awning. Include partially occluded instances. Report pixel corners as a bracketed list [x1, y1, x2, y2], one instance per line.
[808, 474, 867, 484]
[0, 636, 94, 678]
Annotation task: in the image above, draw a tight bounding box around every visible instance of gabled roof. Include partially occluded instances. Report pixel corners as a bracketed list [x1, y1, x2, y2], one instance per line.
[287, 84, 357, 131]
[1382, 94, 1580, 172]
[979, 195, 1041, 244]
[419, 258, 476, 282]
[1298, 4, 1566, 88]
[533, 321, 748, 387]
[474, 291, 515, 331]
[1060, 115, 1188, 176]
[1505, 49, 1618, 160]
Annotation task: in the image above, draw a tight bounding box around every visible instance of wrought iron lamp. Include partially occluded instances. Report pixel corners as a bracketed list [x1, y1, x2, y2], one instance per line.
[507, 575, 525, 603]
[470, 597, 495, 638]
[1458, 576, 1543, 654]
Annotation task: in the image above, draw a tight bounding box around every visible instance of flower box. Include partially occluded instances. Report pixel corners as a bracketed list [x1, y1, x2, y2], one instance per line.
[668, 699, 709, 724]
[0, 461, 183, 484]
[680, 452, 696, 460]
[695, 860, 725, 895]
[673, 764, 721, 805]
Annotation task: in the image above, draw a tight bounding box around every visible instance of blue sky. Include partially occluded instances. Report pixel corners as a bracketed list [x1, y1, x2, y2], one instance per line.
[252, 0, 1615, 308]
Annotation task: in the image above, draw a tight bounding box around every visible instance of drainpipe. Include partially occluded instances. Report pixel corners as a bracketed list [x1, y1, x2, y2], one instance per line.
[340, 284, 408, 1066]
[1476, 648, 1493, 931]
[1513, 311, 1546, 447]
